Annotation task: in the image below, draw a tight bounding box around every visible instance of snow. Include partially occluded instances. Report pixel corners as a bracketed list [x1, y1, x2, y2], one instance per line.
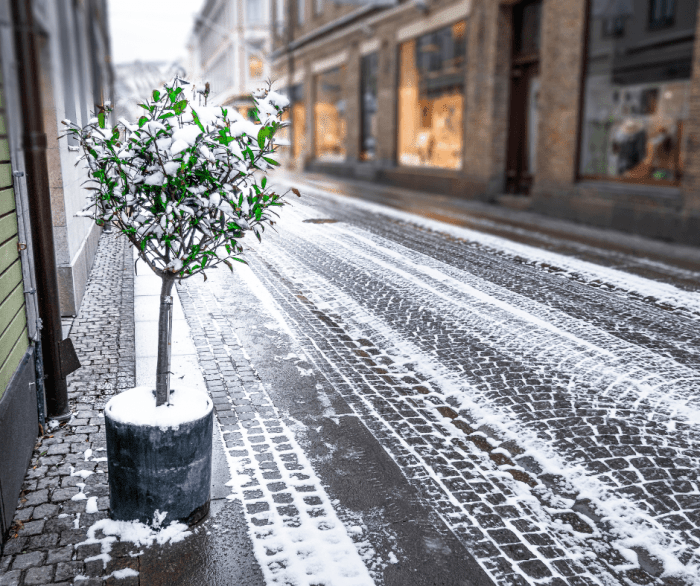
[171, 124, 203, 147]
[79, 515, 192, 570]
[238, 197, 700, 583]
[233, 263, 297, 340]
[86, 497, 99, 514]
[288, 181, 700, 316]
[105, 386, 212, 431]
[219, 413, 377, 586]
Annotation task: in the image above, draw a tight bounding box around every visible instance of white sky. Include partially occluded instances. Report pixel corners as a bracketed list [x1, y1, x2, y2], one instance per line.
[108, 0, 207, 65]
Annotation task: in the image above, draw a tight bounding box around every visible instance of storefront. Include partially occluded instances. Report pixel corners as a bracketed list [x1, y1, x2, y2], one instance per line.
[272, 0, 700, 244]
[578, 0, 697, 186]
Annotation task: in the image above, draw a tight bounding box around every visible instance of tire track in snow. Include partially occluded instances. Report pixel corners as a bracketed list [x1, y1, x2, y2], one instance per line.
[178, 281, 378, 586]
[238, 205, 700, 583]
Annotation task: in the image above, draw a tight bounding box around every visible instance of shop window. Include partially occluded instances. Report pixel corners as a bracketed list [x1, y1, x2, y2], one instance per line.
[579, 0, 697, 185]
[360, 53, 379, 160]
[314, 66, 346, 162]
[398, 21, 466, 170]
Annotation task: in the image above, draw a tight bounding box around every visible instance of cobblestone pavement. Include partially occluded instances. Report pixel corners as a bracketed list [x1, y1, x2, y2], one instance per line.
[0, 232, 139, 586]
[3, 180, 700, 586]
[181, 177, 699, 586]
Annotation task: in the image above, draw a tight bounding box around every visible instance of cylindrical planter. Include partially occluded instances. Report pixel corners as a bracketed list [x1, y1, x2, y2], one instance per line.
[104, 387, 213, 526]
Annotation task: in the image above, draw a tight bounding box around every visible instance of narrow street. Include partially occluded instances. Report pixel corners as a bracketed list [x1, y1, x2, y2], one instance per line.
[168, 176, 700, 586]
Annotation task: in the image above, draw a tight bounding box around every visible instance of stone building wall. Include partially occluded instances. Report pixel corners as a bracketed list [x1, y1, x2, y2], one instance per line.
[272, 0, 700, 245]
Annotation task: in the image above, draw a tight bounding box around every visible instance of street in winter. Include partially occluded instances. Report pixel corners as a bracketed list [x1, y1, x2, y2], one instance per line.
[2, 0, 700, 585]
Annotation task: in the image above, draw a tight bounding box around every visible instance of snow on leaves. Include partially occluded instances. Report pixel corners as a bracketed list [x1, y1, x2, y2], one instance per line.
[63, 78, 292, 281]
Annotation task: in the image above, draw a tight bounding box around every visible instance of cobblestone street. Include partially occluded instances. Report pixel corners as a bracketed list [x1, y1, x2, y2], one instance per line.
[2, 178, 700, 586]
[187, 175, 700, 586]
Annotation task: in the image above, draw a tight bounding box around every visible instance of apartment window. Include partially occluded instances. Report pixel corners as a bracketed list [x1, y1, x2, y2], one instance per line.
[579, 0, 697, 185]
[397, 21, 466, 170]
[649, 0, 676, 29]
[297, 0, 305, 25]
[248, 42, 264, 79]
[247, 0, 264, 25]
[315, 66, 346, 161]
[360, 53, 379, 160]
[602, 15, 625, 37]
[276, 0, 285, 37]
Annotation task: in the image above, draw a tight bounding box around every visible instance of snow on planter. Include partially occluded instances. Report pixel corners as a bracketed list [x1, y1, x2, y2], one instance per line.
[105, 386, 212, 430]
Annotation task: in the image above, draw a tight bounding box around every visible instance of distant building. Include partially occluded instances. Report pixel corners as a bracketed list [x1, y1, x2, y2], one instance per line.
[187, 0, 273, 115]
[271, 0, 700, 245]
[113, 61, 186, 123]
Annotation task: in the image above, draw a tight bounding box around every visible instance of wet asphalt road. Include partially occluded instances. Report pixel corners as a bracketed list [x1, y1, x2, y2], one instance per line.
[162, 176, 700, 586]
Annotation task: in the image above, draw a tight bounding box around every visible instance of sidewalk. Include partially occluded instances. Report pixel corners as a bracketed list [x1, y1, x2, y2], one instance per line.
[0, 233, 260, 585]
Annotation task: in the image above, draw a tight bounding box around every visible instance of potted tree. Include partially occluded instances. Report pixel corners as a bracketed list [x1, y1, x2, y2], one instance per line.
[63, 77, 293, 525]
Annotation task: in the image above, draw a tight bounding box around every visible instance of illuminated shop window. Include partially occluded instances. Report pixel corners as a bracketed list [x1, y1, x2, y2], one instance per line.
[579, 0, 697, 185]
[314, 66, 346, 162]
[398, 21, 466, 170]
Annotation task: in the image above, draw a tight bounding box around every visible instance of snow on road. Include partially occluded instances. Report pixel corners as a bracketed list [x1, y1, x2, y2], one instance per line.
[231, 187, 700, 585]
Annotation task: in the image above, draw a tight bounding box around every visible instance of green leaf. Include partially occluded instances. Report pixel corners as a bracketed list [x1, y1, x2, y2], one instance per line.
[191, 109, 205, 132]
[97, 112, 106, 129]
[257, 126, 271, 150]
[261, 177, 267, 189]
[138, 103, 150, 111]
[231, 257, 247, 264]
[138, 116, 148, 128]
[158, 112, 175, 120]
[263, 157, 279, 166]
[153, 90, 161, 101]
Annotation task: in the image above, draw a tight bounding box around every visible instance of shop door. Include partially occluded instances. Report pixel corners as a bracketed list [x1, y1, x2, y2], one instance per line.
[506, 0, 542, 194]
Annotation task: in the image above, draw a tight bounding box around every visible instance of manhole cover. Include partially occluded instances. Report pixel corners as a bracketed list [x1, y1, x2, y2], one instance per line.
[302, 219, 339, 224]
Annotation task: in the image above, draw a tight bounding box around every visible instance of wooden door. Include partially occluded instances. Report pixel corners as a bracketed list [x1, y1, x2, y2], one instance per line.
[505, 0, 542, 194]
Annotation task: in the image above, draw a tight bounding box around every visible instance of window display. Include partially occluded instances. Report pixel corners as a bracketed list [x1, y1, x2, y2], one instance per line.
[579, 0, 697, 185]
[314, 66, 347, 162]
[397, 21, 466, 170]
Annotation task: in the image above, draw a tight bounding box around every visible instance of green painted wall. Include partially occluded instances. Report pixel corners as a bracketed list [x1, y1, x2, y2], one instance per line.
[0, 71, 28, 400]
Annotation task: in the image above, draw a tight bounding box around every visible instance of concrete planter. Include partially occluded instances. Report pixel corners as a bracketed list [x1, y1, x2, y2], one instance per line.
[104, 387, 213, 526]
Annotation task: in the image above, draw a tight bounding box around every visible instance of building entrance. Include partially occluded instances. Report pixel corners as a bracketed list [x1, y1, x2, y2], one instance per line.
[506, 0, 542, 194]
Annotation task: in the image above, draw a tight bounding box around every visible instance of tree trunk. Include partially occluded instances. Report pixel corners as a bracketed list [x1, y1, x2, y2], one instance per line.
[155, 274, 176, 406]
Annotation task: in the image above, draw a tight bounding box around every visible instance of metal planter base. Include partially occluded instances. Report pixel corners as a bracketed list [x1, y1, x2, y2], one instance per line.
[104, 390, 214, 526]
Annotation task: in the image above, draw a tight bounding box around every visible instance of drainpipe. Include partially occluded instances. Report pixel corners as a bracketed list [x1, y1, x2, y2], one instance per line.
[11, 0, 70, 419]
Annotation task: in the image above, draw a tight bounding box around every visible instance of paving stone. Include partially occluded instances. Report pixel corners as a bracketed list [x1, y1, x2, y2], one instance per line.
[24, 565, 55, 584]
[0, 570, 21, 586]
[11, 550, 45, 570]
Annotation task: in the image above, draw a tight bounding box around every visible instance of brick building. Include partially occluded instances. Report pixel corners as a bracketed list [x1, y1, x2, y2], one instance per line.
[271, 0, 700, 245]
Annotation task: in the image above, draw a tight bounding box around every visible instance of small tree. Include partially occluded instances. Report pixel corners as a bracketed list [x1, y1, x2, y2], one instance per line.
[64, 77, 294, 406]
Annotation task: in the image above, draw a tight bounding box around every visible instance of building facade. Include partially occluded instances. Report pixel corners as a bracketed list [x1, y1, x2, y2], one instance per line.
[33, 0, 113, 317]
[0, 0, 112, 543]
[188, 0, 273, 114]
[272, 0, 700, 245]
